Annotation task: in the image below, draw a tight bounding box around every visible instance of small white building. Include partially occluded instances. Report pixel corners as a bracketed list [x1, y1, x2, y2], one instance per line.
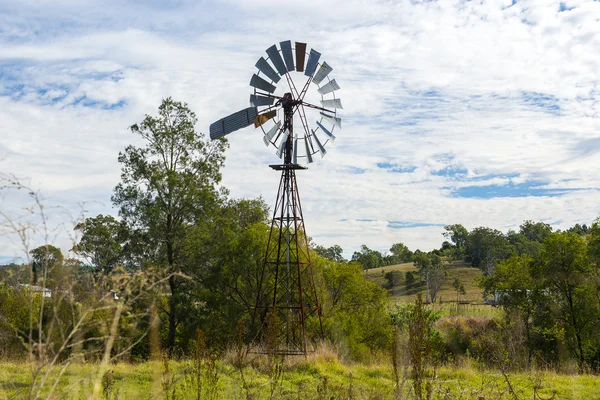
[19, 284, 52, 298]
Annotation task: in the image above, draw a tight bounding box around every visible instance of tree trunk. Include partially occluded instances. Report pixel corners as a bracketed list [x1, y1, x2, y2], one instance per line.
[566, 287, 585, 371]
[168, 274, 177, 357]
[166, 229, 177, 357]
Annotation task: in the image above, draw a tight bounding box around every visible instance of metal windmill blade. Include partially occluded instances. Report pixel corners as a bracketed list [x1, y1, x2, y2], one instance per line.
[209, 107, 258, 140]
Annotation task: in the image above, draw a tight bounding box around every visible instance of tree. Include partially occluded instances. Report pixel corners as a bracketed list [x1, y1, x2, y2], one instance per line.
[175, 197, 270, 349]
[73, 214, 127, 275]
[519, 220, 552, 243]
[111, 97, 227, 355]
[452, 278, 466, 303]
[587, 217, 600, 266]
[389, 242, 413, 264]
[533, 232, 599, 370]
[483, 255, 537, 365]
[405, 271, 416, 289]
[467, 227, 515, 275]
[443, 224, 469, 260]
[320, 258, 392, 358]
[413, 252, 445, 303]
[314, 244, 345, 262]
[351, 245, 383, 270]
[567, 223, 590, 236]
[506, 230, 542, 258]
[385, 270, 403, 287]
[30, 245, 63, 285]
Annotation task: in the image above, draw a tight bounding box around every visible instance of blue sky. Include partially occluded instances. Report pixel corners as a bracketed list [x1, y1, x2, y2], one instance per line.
[0, 0, 599, 261]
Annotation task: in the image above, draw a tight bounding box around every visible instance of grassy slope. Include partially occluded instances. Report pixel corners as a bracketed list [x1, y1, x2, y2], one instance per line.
[1, 359, 598, 399]
[365, 261, 486, 304]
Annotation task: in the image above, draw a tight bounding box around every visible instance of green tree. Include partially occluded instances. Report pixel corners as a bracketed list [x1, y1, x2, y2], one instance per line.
[111, 97, 228, 355]
[506, 230, 542, 258]
[588, 217, 600, 266]
[73, 214, 127, 275]
[567, 223, 590, 236]
[413, 252, 445, 303]
[351, 245, 383, 270]
[451, 277, 466, 303]
[483, 255, 537, 365]
[320, 258, 392, 358]
[405, 271, 416, 289]
[443, 224, 469, 260]
[30, 244, 63, 285]
[519, 220, 552, 243]
[314, 244, 345, 262]
[467, 227, 515, 275]
[389, 242, 413, 264]
[533, 232, 599, 370]
[385, 270, 403, 287]
[178, 197, 269, 348]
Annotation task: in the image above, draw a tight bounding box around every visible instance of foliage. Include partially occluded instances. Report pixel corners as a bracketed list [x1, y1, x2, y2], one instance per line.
[30, 244, 63, 285]
[443, 224, 469, 260]
[532, 232, 599, 371]
[111, 97, 228, 355]
[313, 244, 345, 262]
[466, 227, 515, 275]
[387, 242, 413, 265]
[451, 278, 466, 303]
[412, 251, 445, 303]
[351, 245, 383, 269]
[405, 271, 415, 289]
[518, 220, 553, 243]
[73, 214, 128, 275]
[384, 270, 403, 287]
[319, 257, 392, 359]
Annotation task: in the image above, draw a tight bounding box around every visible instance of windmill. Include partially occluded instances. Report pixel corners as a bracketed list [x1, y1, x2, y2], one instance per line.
[209, 40, 342, 355]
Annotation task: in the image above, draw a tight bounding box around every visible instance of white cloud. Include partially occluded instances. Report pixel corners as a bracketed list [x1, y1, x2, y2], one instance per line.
[0, 0, 599, 260]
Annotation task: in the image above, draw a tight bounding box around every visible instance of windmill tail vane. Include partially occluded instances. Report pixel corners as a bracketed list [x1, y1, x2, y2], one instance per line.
[209, 40, 342, 355]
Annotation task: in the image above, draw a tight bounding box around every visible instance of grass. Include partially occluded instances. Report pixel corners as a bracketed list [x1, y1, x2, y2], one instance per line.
[366, 261, 487, 303]
[1, 357, 599, 399]
[366, 261, 503, 318]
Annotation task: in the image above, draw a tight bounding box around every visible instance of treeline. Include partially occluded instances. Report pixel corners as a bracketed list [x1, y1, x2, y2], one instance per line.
[324, 219, 600, 371]
[323, 220, 592, 272]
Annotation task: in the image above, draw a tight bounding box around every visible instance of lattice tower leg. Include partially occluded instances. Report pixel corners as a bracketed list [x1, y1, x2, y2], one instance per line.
[250, 166, 324, 356]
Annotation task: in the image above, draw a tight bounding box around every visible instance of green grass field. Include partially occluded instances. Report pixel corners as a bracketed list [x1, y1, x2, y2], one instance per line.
[1, 358, 598, 399]
[365, 261, 502, 318]
[366, 261, 486, 303]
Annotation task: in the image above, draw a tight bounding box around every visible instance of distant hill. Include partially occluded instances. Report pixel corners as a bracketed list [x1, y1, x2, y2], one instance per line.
[364, 260, 485, 304]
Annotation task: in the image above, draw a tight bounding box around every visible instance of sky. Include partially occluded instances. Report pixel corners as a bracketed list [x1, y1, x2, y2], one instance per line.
[0, 0, 599, 263]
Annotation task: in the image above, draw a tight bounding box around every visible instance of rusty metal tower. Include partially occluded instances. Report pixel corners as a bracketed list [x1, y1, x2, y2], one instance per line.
[209, 40, 342, 355]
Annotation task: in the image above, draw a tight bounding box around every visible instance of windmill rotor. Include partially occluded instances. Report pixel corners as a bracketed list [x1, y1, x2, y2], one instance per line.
[210, 40, 342, 164]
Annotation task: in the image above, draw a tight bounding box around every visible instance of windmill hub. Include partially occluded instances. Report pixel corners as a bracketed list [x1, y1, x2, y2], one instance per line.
[209, 41, 343, 355]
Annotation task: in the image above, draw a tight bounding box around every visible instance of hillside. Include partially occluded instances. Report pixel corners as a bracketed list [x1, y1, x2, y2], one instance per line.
[364, 260, 485, 304]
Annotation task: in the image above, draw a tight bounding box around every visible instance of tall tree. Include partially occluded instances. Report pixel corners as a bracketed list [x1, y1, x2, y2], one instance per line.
[111, 97, 227, 355]
[587, 217, 600, 266]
